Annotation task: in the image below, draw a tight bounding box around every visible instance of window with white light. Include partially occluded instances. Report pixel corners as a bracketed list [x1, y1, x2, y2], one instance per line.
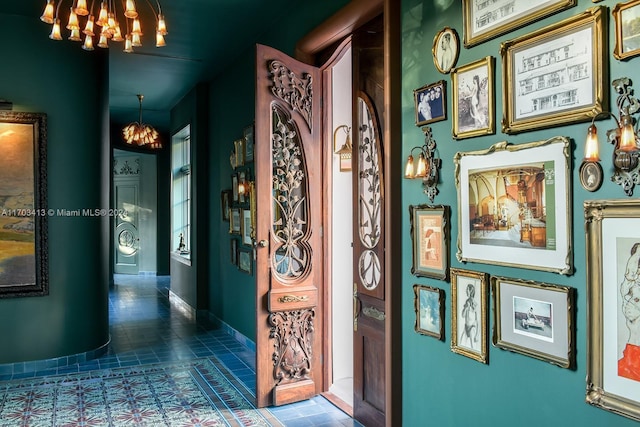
[172, 125, 191, 261]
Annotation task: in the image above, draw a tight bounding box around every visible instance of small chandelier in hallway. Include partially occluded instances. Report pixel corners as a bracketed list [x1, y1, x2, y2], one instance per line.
[122, 94, 161, 148]
[40, 0, 168, 52]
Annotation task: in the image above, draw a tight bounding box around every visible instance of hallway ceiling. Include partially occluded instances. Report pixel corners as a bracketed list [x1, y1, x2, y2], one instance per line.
[1, 1, 298, 134]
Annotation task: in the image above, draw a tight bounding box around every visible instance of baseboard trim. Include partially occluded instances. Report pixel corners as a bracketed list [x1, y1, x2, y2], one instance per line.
[168, 290, 197, 321]
[202, 311, 256, 353]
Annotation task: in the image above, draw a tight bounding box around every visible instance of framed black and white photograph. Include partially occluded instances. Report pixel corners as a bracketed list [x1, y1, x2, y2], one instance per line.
[432, 27, 459, 74]
[220, 189, 231, 221]
[229, 207, 241, 235]
[413, 80, 446, 127]
[238, 248, 252, 275]
[585, 199, 640, 421]
[243, 123, 254, 162]
[500, 6, 607, 134]
[579, 161, 603, 192]
[451, 268, 489, 364]
[454, 136, 572, 274]
[613, 0, 640, 61]
[462, 0, 576, 48]
[413, 284, 445, 340]
[492, 275, 574, 369]
[452, 56, 495, 139]
[241, 209, 252, 246]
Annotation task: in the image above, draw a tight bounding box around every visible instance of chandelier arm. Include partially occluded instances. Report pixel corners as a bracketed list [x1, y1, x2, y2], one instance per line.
[142, 0, 159, 19]
[55, 0, 65, 18]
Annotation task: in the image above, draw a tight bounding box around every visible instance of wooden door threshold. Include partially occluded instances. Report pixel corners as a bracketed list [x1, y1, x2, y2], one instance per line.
[321, 391, 353, 417]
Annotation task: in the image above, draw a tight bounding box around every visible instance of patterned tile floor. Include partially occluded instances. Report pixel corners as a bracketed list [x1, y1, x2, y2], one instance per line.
[0, 274, 361, 427]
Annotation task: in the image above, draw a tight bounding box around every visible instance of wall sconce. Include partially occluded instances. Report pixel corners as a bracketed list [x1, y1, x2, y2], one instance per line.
[333, 125, 352, 172]
[404, 126, 441, 202]
[238, 171, 250, 196]
[582, 77, 640, 196]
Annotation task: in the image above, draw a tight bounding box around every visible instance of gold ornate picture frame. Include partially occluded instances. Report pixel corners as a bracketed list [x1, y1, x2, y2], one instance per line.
[454, 136, 572, 274]
[432, 27, 459, 74]
[613, 0, 640, 61]
[585, 199, 640, 422]
[451, 56, 495, 140]
[492, 276, 575, 369]
[409, 204, 450, 281]
[462, 0, 576, 48]
[500, 6, 608, 134]
[451, 268, 489, 364]
[413, 284, 445, 340]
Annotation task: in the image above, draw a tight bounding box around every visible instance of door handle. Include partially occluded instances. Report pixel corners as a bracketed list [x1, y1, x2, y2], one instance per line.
[257, 239, 268, 248]
[353, 283, 360, 332]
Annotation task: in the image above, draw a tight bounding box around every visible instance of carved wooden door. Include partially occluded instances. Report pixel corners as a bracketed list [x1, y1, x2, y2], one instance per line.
[352, 23, 386, 427]
[254, 44, 324, 408]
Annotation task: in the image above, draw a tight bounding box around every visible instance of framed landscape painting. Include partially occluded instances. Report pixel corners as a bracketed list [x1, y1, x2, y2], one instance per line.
[454, 136, 572, 274]
[0, 111, 48, 298]
[585, 199, 640, 421]
[413, 284, 445, 340]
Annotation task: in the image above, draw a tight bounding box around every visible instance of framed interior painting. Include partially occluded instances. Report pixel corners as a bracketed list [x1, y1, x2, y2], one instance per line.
[500, 6, 607, 134]
[243, 123, 254, 162]
[238, 248, 252, 275]
[451, 56, 495, 139]
[613, 0, 640, 61]
[492, 276, 575, 369]
[220, 189, 231, 221]
[454, 136, 572, 274]
[450, 268, 489, 364]
[409, 204, 450, 281]
[241, 208, 252, 246]
[432, 27, 459, 74]
[0, 111, 48, 298]
[414, 80, 446, 126]
[585, 199, 640, 421]
[229, 207, 241, 235]
[462, 0, 577, 48]
[413, 284, 445, 340]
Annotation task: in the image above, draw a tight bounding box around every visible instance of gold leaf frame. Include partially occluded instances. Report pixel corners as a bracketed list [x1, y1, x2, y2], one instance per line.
[450, 268, 489, 364]
[413, 284, 445, 340]
[500, 6, 608, 134]
[451, 56, 495, 140]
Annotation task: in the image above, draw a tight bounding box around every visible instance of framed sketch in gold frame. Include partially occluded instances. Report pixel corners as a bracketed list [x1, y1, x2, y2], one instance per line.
[451, 56, 495, 140]
[409, 204, 450, 281]
[613, 0, 640, 61]
[432, 27, 459, 74]
[500, 6, 608, 134]
[585, 199, 640, 421]
[462, 0, 576, 48]
[451, 268, 489, 364]
[454, 136, 572, 274]
[492, 276, 574, 368]
[413, 284, 445, 340]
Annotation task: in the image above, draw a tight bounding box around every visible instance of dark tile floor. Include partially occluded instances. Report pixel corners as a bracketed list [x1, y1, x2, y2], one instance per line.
[0, 274, 361, 427]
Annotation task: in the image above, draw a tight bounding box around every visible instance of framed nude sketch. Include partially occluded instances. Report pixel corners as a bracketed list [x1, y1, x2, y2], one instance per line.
[452, 56, 495, 139]
[451, 268, 489, 364]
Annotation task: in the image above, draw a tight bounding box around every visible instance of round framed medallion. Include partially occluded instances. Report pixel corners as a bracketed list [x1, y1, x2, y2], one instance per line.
[579, 161, 603, 192]
[432, 27, 459, 74]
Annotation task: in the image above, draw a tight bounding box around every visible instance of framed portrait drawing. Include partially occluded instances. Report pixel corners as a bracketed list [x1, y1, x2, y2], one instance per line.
[243, 123, 254, 162]
[220, 189, 231, 221]
[462, 0, 576, 48]
[579, 161, 603, 192]
[238, 248, 252, 275]
[451, 56, 495, 139]
[585, 199, 640, 421]
[409, 204, 450, 280]
[454, 136, 572, 274]
[229, 207, 241, 235]
[613, 0, 640, 61]
[451, 268, 489, 364]
[500, 6, 608, 134]
[234, 138, 245, 167]
[0, 112, 48, 298]
[414, 80, 446, 126]
[432, 27, 459, 74]
[241, 209, 253, 246]
[413, 284, 445, 340]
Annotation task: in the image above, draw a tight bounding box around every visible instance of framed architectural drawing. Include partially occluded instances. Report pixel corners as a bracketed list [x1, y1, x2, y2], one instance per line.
[585, 199, 640, 421]
[451, 268, 489, 364]
[492, 276, 574, 368]
[454, 136, 572, 274]
[0, 112, 48, 298]
[463, 0, 577, 48]
[500, 6, 607, 134]
[409, 204, 450, 280]
[452, 56, 495, 139]
[413, 284, 445, 340]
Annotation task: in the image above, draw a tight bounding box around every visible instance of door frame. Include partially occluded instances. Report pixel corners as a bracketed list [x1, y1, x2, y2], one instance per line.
[295, 1, 402, 425]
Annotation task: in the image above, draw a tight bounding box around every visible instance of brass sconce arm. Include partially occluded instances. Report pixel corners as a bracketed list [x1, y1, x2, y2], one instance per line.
[405, 127, 441, 202]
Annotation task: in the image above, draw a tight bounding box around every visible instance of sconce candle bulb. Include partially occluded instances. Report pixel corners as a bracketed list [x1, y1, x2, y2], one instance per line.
[583, 124, 600, 162]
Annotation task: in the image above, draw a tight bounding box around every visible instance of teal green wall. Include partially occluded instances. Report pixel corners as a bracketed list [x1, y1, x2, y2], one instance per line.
[402, 0, 638, 425]
[0, 15, 110, 363]
[207, 0, 351, 341]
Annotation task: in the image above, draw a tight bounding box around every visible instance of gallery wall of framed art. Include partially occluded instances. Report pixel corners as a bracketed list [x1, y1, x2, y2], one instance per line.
[401, 0, 640, 425]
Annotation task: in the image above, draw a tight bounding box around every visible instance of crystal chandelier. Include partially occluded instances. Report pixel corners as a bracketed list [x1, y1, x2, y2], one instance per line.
[122, 94, 161, 148]
[40, 0, 168, 52]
